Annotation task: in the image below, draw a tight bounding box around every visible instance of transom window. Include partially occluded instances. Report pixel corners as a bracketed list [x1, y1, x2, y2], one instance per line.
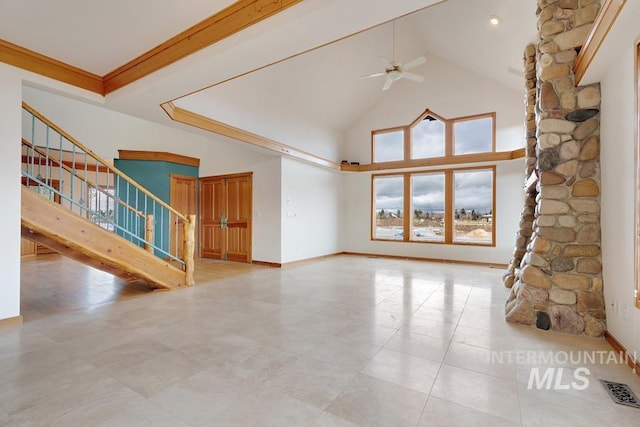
[372, 110, 495, 164]
[372, 166, 495, 246]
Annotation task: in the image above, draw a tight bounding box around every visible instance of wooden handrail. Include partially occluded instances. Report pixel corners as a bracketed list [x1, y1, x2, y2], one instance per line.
[22, 138, 145, 218]
[22, 102, 189, 223]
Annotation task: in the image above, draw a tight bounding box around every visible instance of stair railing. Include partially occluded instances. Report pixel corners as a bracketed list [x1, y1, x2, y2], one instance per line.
[21, 102, 195, 286]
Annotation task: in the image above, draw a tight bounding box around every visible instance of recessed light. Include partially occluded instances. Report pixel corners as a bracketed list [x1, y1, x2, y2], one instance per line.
[490, 15, 500, 26]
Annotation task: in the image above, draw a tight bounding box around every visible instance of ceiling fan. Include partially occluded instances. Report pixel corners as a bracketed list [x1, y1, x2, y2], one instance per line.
[362, 21, 427, 91]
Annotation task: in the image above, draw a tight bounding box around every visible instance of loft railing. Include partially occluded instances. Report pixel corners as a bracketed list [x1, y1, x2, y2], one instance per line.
[20, 102, 195, 286]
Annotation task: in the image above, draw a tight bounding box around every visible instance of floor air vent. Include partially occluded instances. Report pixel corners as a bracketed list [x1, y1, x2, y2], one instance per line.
[600, 380, 640, 409]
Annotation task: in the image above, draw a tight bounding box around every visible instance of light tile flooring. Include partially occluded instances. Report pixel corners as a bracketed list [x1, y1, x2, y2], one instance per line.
[3, 255, 640, 426]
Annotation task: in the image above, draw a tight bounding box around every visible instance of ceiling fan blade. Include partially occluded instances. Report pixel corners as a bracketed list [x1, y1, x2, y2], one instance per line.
[401, 72, 424, 83]
[382, 78, 393, 91]
[402, 56, 427, 71]
[361, 72, 387, 79]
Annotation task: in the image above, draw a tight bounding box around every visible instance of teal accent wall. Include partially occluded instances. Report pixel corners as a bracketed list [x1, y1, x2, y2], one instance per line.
[114, 159, 198, 257]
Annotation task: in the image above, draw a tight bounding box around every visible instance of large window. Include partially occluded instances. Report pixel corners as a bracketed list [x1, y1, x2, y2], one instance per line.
[373, 129, 405, 163]
[412, 115, 445, 159]
[372, 110, 495, 164]
[372, 166, 495, 246]
[453, 116, 494, 155]
[411, 173, 445, 242]
[453, 169, 493, 244]
[373, 175, 404, 240]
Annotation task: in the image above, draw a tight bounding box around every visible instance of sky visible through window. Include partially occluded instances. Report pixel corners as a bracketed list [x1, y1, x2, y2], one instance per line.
[454, 170, 492, 213]
[374, 170, 492, 215]
[374, 175, 403, 212]
[454, 117, 492, 155]
[374, 131, 404, 162]
[412, 117, 444, 158]
[412, 173, 444, 213]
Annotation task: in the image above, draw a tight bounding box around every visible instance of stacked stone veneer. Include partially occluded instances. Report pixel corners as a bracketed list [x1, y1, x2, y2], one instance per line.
[504, 0, 605, 337]
[504, 45, 539, 289]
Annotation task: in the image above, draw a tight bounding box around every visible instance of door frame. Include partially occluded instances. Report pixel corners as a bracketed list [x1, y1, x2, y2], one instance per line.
[169, 174, 198, 260]
[199, 171, 253, 263]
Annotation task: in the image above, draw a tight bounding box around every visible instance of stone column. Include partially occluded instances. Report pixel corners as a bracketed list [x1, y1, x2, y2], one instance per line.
[505, 0, 605, 337]
[504, 44, 538, 289]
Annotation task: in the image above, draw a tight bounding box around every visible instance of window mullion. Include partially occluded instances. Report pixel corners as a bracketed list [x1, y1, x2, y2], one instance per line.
[445, 120, 453, 157]
[445, 170, 453, 243]
[404, 126, 411, 161]
[403, 173, 410, 242]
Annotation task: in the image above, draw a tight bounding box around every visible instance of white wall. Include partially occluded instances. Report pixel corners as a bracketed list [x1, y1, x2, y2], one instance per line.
[343, 53, 524, 164]
[342, 159, 523, 265]
[341, 54, 525, 265]
[0, 65, 23, 321]
[600, 40, 640, 357]
[0, 61, 104, 321]
[23, 85, 284, 264]
[281, 157, 342, 263]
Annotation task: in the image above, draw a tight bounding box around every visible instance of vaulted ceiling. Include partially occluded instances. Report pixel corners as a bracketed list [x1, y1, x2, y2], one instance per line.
[0, 0, 538, 162]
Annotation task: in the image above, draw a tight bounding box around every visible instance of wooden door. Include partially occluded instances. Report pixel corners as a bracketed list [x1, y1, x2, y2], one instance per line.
[200, 177, 225, 260]
[225, 174, 252, 262]
[199, 173, 252, 262]
[170, 175, 197, 259]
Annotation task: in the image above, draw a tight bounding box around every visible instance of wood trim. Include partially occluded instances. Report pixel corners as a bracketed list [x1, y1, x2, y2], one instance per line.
[574, 0, 627, 85]
[352, 147, 524, 172]
[0, 39, 104, 94]
[403, 173, 411, 242]
[21, 186, 187, 289]
[636, 41, 640, 310]
[23, 137, 143, 218]
[23, 102, 188, 221]
[162, 102, 341, 170]
[0, 315, 23, 328]
[448, 111, 498, 155]
[370, 174, 375, 241]
[605, 331, 640, 377]
[200, 171, 254, 180]
[372, 110, 497, 165]
[103, 0, 303, 94]
[1, 2, 301, 94]
[444, 170, 454, 243]
[252, 260, 282, 268]
[21, 155, 111, 173]
[371, 126, 410, 164]
[118, 150, 200, 167]
[371, 166, 496, 246]
[492, 164, 497, 247]
[341, 252, 508, 269]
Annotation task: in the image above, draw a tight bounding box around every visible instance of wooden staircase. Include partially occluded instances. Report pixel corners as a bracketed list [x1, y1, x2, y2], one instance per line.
[20, 102, 195, 290]
[21, 187, 186, 290]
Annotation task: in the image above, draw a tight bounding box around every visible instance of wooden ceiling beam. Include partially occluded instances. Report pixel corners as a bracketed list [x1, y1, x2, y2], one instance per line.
[0, 0, 303, 95]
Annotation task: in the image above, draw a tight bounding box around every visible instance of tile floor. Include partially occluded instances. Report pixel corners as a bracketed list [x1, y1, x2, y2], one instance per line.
[3, 255, 640, 426]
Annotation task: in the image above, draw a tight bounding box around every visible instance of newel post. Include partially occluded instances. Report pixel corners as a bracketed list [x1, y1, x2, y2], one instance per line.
[144, 214, 154, 254]
[183, 214, 196, 286]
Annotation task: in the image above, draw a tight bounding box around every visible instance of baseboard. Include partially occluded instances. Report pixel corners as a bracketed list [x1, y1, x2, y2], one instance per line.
[0, 315, 23, 328]
[605, 331, 640, 377]
[281, 252, 344, 268]
[252, 260, 282, 268]
[253, 252, 508, 270]
[341, 251, 508, 269]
